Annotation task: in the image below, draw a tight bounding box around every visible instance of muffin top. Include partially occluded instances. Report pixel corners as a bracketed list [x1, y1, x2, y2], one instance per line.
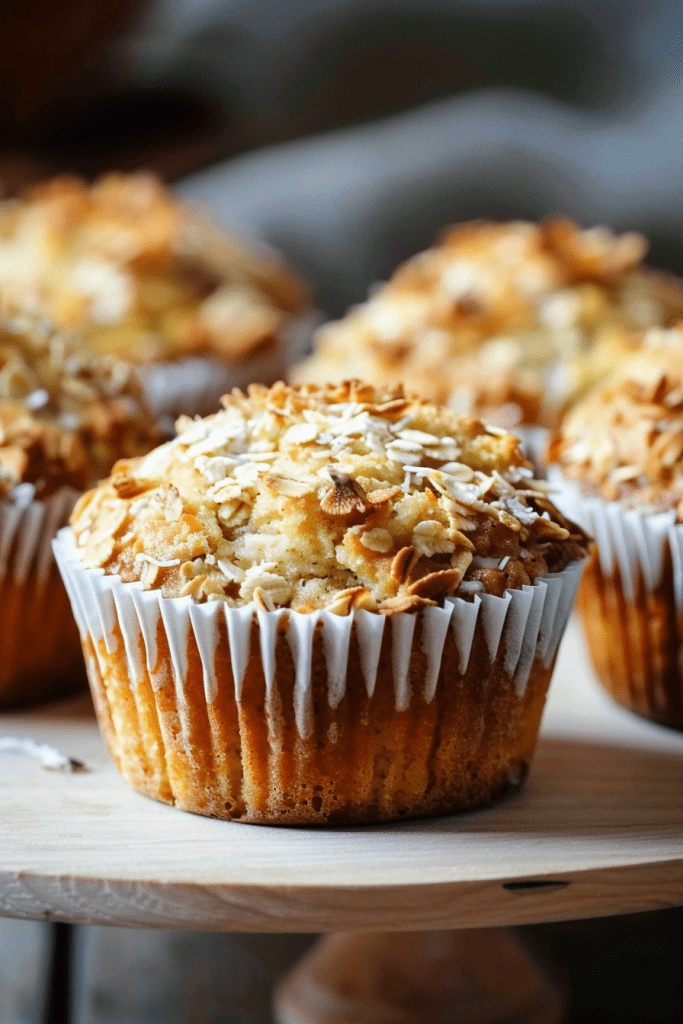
[293, 219, 683, 427]
[0, 318, 161, 500]
[441, 354, 542, 430]
[71, 380, 586, 613]
[548, 333, 683, 514]
[0, 172, 310, 364]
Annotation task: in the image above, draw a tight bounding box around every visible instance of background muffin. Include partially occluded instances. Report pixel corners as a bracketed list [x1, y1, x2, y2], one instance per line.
[293, 219, 683, 429]
[0, 316, 161, 706]
[0, 172, 313, 420]
[58, 380, 586, 824]
[548, 338, 683, 727]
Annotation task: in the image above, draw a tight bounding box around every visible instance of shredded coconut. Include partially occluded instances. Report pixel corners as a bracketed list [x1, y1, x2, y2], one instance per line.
[134, 554, 181, 568]
[0, 172, 310, 366]
[0, 736, 87, 772]
[0, 318, 161, 498]
[549, 341, 683, 517]
[293, 218, 683, 429]
[71, 381, 587, 611]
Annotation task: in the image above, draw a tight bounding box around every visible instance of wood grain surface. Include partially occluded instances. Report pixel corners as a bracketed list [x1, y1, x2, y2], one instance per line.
[1, 617, 682, 933]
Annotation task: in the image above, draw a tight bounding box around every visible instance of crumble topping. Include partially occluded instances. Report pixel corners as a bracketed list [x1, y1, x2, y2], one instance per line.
[293, 219, 683, 427]
[548, 338, 683, 516]
[0, 172, 311, 365]
[0, 318, 161, 499]
[71, 381, 586, 613]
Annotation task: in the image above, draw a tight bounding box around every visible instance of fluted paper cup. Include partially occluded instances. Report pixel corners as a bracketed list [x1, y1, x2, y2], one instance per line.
[54, 528, 583, 824]
[549, 468, 683, 728]
[513, 426, 550, 476]
[138, 348, 282, 424]
[138, 312, 320, 426]
[0, 487, 84, 706]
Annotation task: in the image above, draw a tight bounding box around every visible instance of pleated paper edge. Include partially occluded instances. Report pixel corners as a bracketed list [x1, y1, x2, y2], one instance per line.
[136, 310, 319, 420]
[548, 468, 683, 607]
[53, 527, 584, 738]
[0, 487, 80, 587]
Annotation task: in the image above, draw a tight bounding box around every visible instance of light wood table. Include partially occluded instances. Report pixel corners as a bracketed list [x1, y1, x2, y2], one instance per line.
[2, 616, 682, 936]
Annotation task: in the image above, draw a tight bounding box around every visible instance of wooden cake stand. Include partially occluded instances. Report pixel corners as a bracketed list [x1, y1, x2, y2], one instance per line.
[2, 616, 683, 1022]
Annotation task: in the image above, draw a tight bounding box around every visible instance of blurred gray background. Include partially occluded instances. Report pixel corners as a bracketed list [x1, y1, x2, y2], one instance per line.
[3, 0, 683, 316]
[168, 0, 683, 314]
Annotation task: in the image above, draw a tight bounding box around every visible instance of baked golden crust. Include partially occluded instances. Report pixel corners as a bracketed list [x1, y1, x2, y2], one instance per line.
[71, 379, 586, 610]
[440, 354, 542, 428]
[82, 602, 557, 823]
[0, 570, 84, 707]
[0, 172, 311, 365]
[0, 318, 161, 498]
[293, 219, 683, 426]
[548, 334, 683, 515]
[577, 544, 683, 729]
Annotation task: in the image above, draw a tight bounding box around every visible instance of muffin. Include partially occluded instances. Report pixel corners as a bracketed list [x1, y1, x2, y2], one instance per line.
[548, 337, 683, 727]
[55, 380, 587, 824]
[293, 219, 683, 429]
[0, 317, 161, 706]
[0, 172, 312, 421]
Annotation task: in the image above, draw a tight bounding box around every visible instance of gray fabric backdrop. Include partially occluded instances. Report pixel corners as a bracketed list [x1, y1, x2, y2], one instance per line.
[126, 0, 683, 315]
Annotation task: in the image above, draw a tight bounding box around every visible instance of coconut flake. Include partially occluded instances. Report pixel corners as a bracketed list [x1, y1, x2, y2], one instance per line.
[0, 736, 87, 772]
[134, 554, 181, 568]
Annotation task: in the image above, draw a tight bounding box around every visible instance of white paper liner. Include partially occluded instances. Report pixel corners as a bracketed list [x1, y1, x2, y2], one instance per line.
[513, 425, 550, 476]
[0, 488, 80, 587]
[137, 349, 282, 421]
[53, 528, 584, 738]
[548, 468, 683, 608]
[136, 311, 320, 421]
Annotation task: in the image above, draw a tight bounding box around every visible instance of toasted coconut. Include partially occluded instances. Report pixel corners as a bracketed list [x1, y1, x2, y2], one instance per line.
[179, 574, 208, 598]
[320, 470, 368, 515]
[450, 528, 475, 551]
[366, 486, 403, 505]
[352, 588, 379, 611]
[530, 516, 570, 540]
[357, 398, 411, 416]
[359, 527, 394, 552]
[293, 218, 683, 431]
[390, 545, 418, 584]
[325, 586, 376, 615]
[378, 594, 437, 615]
[252, 586, 275, 612]
[406, 563, 471, 598]
[72, 380, 586, 608]
[451, 549, 475, 577]
[111, 471, 151, 499]
[541, 217, 647, 282]
[493, 507, 523, 533]
[262, 473, 318, 497]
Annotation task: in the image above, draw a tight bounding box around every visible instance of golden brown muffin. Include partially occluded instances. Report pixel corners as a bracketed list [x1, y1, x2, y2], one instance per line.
[57, 380, 587, 824]
[293, 219, 683, 428]
[0, 318, 162, 497]
[0, 172, 312, 417]
[443, 353, 543, 430]
[0, 317, 161, 706]
[548, 338, 683, 728]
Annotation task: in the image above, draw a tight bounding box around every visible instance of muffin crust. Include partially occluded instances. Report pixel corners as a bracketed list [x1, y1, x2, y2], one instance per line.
[548, 336, 683, 515]
[294, 219, 683, 426]
[0, 317, 161, 499]
[0, 172, 311, 365]
[72, 380, 586, 612]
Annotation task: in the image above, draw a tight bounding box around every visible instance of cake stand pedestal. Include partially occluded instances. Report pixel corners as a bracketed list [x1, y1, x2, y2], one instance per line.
[2, 617, 683, 1021]
[273, 928, 567, 1024]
